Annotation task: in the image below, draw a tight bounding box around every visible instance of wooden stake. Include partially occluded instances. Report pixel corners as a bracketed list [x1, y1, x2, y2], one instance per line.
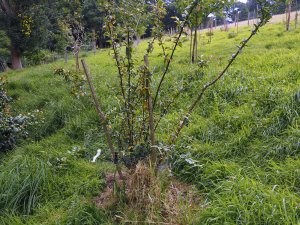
[81, 59, 124, 179]
[144, 55, 156, 165]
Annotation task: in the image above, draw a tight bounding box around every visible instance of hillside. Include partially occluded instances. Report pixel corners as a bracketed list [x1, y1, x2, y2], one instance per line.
[0, 22, 300, 224]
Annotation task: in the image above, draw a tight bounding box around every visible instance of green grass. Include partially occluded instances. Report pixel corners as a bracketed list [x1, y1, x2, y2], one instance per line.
[1, 21, 300, 224]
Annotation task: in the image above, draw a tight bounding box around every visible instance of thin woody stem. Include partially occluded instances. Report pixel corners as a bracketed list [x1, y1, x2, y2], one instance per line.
[170, 21, 265, 144]
[126, 30, 134, 146]
[107, 16, 132, 147]
[153, 0, 199, 109]
[107, 22, 126, 101]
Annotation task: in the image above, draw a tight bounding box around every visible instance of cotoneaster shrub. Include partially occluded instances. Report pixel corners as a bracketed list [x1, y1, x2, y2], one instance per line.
[0, 77, 30, 152]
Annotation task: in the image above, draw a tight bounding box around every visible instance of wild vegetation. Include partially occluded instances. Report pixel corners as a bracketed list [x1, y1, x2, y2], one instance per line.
[0, 15, 299, 223]
[0, 0, 293, 70]
[1, 0, 300, 224]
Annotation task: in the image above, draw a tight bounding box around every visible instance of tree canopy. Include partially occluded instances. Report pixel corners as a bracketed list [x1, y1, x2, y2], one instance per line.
[0, 0, 288, 70]
[0, 0, 62, 68]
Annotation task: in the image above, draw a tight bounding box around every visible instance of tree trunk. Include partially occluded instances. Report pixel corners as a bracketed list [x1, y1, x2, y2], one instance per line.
[295, 0, 298, 29]
[237, 13, 239, 33]
[192, 31, 196, 62]
[286, 3, 291, 31]
[224, 17, 228, 31]
[235, 13, 237, 27]
[192, 14, 198, 64]
[74, 43, 80, 72]
[64, 50, 68, 63]
[10, 46, 22, 70]
[76, 51, 80, 72]
[209, 18, 213, 43]
[296, 11, 298, 29]
[0, 0, 13, 16]
[256, 5, 259, 23]
[92, 29, 96, 54]
[248, 11, 250, 26]
[190, 27, 193, 63]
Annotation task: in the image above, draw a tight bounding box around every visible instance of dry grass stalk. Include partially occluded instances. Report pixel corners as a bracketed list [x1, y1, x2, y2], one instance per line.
[95, 162, 202, 224]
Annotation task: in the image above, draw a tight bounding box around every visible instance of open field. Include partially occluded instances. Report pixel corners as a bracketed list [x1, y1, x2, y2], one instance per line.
[0, 21, 300, 224]
[207, 11, 299, 32]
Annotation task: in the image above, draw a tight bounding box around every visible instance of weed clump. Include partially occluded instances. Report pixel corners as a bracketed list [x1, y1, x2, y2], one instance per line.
[228, 32, 238, 39]
[96, 162, 202, 224]
[0, 155, 54, 214]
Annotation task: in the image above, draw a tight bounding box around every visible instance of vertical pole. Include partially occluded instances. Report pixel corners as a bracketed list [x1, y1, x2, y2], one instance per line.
[190, 27, 193, 63]
[248, 11, 250, 26]
[92, 29, 96, 54]
[192, 12, 198, 63]
[81, 59, 124, 179]
[237, 12, 239, 33]
[209, 18, 212, 43]
[65, 49, 68, 63]
[286, 1, 291, 31]
[296, 0, 299, 29]
[256, 5, 259, 24]
[144, 55, 156, 165]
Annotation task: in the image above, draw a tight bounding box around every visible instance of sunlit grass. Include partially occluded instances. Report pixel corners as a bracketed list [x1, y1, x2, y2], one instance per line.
[0, 21, 300, 224]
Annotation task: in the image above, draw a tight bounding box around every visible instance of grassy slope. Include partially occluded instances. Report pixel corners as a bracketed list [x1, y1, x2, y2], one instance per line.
[0, 22, 299, 224]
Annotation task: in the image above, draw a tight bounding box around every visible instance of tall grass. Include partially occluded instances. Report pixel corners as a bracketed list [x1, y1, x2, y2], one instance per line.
[0, 22, 299, 223]
[0, 155, 53, 214]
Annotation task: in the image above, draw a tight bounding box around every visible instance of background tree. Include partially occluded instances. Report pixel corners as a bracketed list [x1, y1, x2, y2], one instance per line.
[286, 0, 293, 30]
[162, 3, 181, 32]
[0, 30, 9, 71]
[172, 0, 234, 63]
[295, 0, 298, 28]
[0, 0, 60, 69]
[81, 0, 105, 51]
[59, 0, 86, 72]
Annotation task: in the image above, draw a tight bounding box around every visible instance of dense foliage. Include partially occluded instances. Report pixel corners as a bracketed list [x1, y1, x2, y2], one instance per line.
[0, 77, 29, 152]
[0, 0, 61, 69]
[0, 0, 294, 71]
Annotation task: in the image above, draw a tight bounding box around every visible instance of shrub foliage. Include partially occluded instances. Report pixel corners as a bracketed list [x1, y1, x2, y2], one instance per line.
[0, 77, 29, 152]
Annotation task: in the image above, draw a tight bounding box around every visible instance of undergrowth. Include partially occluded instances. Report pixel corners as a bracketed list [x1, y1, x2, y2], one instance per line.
[0, 21, 299, 224]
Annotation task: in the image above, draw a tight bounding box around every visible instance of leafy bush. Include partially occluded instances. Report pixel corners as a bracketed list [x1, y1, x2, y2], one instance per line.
[23, 50, 59, 66]
[54, 68, 86, 98]
[0, 78, 30, 152]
